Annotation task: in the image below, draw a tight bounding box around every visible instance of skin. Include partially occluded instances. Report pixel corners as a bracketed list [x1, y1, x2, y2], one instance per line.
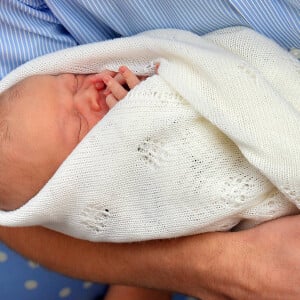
[0, 67, 139, 210]
[105, 285, 171, 300]
[0, 66, 170, 299]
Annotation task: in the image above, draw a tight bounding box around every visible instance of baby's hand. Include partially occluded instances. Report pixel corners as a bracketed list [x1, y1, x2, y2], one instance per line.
[104, 66, 144, 108]
[92, 66, 144, 109]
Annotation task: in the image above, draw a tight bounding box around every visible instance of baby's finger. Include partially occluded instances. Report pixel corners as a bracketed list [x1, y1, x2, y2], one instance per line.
[119, 66, 140, 89]
[102, 72, 128, 94]
[91, 70, 117, 81]
[113, 72, 126, 86]
[90, 70, 117, 89]
[103, 75, 128, 100]
[103, 72, 125, 95]
[106, 94, 118, 109]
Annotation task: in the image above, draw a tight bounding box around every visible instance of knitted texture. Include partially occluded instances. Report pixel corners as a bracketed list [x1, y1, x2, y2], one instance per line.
[0, 27, 299, 242]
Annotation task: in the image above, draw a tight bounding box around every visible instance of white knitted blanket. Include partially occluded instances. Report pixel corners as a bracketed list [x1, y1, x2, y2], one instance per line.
[0, 27, 299, 242]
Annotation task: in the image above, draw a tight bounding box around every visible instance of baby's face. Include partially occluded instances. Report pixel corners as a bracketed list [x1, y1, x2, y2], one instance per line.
[0, 73, 109, 210]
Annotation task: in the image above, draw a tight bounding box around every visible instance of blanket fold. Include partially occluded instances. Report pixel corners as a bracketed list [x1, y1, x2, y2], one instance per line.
[0, 27, 299, 241]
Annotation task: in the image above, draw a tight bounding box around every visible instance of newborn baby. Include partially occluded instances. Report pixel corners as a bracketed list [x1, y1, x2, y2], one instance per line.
[0, 27, 299, 242]
[0, 66, 141, 211]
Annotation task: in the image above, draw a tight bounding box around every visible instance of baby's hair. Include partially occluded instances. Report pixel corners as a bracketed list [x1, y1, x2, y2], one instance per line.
[0, 87, 23, 210]
[0, 93, 9, 143]
[0, 91, 10, 209]
[0, 120, 9, 145]
[0, 83, 23, 143]
[0, 83, 49, 210]
[0, 91, 11, 143]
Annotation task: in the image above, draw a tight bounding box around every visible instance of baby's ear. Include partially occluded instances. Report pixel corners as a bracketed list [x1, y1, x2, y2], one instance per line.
[90, 71, 117, 81]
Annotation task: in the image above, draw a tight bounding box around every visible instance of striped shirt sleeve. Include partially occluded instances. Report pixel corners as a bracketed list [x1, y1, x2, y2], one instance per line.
[1, 0, 299, 79]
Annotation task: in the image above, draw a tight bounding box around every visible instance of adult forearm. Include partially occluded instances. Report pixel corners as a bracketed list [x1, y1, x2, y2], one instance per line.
[1, 216, 300, 300]
[0, 226, 232, 298]
[0, 226, 125, 283]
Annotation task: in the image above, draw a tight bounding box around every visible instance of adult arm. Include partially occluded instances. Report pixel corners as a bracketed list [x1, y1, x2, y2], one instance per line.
[1, 215, 300, 300]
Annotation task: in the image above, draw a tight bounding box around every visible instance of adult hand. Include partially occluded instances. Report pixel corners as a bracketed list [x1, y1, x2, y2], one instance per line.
[194, 215, 300, 300]
[234, 214, 300, 299]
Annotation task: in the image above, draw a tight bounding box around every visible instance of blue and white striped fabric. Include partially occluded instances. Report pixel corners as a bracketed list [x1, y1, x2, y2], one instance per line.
[0, 1, 299, 300]
[0, 0, 299, 79]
